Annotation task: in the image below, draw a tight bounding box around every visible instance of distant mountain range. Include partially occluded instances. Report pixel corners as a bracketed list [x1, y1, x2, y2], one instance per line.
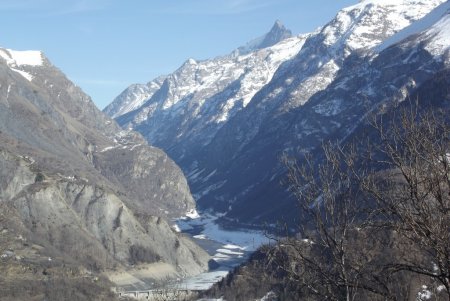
[105, 0, 450, 228]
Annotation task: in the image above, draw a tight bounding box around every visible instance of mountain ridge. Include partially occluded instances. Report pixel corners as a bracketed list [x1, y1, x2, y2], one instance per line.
[106, 0, 448, 227]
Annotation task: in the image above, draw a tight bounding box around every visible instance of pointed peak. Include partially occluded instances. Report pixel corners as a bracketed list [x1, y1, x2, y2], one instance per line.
[260, 20, 292, 49]
[273, 19, 284, 29]
[236, 20, 292, 55]
[180, 58, 198, 68]
[187, 58, 197, 65]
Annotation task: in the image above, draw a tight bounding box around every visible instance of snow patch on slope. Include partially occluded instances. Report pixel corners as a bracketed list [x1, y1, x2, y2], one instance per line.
[215, 35, 308, 123]
[0, 48, 43, 82]
[105, 77, 166, 118]
[377, 1, 450, 52]
[314, 98, 344, 116]
[424, 8, 450, 56]
[323, 0, 445, 50]
[344, 0, 442, 13]
[10, 68, 34, 81]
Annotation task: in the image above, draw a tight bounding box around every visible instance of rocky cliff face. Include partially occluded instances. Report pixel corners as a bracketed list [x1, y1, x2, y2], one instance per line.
[93, 137, 195, 218]
[0, 48, 208, 278]
[107, 0, 449, 228]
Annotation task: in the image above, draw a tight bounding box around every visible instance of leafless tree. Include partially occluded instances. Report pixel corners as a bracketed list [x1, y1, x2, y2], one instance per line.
[278, 104, 449, 300]
[280, 142, 398, 300]
[362, 105, 450, 298]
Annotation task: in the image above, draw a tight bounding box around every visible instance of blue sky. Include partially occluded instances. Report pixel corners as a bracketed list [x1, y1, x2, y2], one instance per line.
[0, 0, 356, 109]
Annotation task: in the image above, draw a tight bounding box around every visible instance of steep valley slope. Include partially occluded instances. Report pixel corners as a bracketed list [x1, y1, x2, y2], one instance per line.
[0, 47, 209, 299]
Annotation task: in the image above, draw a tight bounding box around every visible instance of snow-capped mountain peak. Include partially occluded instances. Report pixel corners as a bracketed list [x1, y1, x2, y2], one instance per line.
[0, 48, 43, 67]
[186, 58, 197, 65]
[344, 0, 442, 12]
[263, 0, 445, 113]
[236, 20, 292, 55]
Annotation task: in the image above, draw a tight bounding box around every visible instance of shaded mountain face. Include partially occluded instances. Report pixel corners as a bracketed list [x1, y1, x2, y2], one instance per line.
[196, 0, 450, 225]
[259, 20, 293, 49]
[107, 0, 448, 228]
[0, 48, 208, 275]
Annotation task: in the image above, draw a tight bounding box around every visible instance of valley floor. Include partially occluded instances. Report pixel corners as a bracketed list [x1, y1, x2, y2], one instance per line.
[111, 212, 271, 295]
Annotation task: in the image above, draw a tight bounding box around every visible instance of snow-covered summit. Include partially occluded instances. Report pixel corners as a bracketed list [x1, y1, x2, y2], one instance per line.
[344, 0, 442, 12]
[264, 0, 445, 113]
[0, 48, 43, 67]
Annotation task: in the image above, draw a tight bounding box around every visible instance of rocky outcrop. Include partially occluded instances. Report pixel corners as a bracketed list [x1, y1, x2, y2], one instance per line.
[93, 142, 196, 219]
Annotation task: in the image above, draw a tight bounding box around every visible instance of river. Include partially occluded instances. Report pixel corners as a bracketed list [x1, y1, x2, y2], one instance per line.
[171, 212, 272, 291]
